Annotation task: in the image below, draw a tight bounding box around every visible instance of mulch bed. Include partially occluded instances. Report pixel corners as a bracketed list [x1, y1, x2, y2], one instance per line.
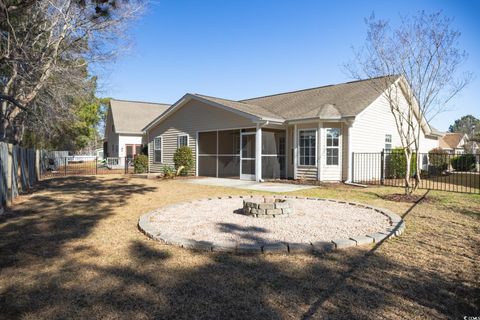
[382, 193, 429, 203]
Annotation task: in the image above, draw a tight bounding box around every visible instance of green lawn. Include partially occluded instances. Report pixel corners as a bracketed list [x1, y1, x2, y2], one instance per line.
[0, 176, 478, 319]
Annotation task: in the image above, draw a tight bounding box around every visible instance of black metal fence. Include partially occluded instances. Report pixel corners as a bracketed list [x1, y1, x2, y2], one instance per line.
[40, 156, 135, 178]
[352, 151, 480, 194]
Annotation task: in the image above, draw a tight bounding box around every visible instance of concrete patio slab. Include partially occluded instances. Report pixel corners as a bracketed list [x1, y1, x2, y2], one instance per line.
[185, 177, 316, 193]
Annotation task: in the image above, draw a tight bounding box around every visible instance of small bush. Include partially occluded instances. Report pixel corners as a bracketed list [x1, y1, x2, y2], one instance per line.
[162, 165, 175, 179]
[173, 146, 194, 176]
[428, 148, 449, 174]
[385, 148, 417, 179]
[133, 154, 148, 173]
[451, 154, 476, 171]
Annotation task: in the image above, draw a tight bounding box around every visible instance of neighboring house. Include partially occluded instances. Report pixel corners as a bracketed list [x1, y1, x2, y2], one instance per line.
[94, 148, 104, 160]
[143, 76, 442, 182]
[439, 133, 469, 154]
[104, 99, 170, 162]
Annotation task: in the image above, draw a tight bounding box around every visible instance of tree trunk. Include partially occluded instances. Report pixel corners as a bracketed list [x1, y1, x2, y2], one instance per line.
[413, 150, 421, 192]
[404, 149, 413, 195]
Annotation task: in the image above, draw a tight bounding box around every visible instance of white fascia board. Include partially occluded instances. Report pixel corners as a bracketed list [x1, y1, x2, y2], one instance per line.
[286, 117, 344, 124]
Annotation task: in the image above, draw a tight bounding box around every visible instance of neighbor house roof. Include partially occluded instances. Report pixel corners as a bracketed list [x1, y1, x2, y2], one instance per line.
[143, 76, 400, 131]
[110, 99, 170, 134]
[439, 133, 467, 150]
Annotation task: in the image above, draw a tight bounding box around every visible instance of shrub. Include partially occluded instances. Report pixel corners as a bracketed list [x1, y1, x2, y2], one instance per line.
[162, 165, 175, 179]
[133, 154, 148, 173]
[451, 154, 476, 171]
[385, 148, 417, 179]
[428, 148, 449, 174]
[173, 146, 194, 176]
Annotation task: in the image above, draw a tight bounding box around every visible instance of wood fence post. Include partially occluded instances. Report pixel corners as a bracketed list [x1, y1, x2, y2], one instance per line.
[36, 150, 41, 181]
[6, 144, 12, 205]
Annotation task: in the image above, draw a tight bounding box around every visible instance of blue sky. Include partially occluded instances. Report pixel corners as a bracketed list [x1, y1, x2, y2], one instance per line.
[99, 0, 480, 131]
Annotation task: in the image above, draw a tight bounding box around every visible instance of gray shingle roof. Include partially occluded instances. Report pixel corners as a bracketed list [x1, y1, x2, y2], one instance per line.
[110, 99, 169, 133]
[193, 94, 284, 121]
[142, 76, 402, 132]
[240, 76, 399, 120]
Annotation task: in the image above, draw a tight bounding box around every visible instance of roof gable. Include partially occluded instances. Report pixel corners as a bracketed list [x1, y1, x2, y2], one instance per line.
[110, 99, 169, 134]
[440, 133, 467, 149]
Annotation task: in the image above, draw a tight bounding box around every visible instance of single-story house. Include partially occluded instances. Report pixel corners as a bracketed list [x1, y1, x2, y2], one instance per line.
[104, 99, 169, 164]
[439, 132, 469, 154]
[143, 76, 442, 182]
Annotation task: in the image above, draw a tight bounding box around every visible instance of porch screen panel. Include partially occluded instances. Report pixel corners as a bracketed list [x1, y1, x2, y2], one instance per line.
[261, 130, 286, 179]
[218, 156, 240, 178]
[198, 131, 217, 154]
[198, 156, 217, 177]
[218, 130, 240, 178]
[198, 131, 217, 177]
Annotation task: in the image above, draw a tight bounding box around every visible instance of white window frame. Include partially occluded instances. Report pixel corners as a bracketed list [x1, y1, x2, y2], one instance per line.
[298, 128, 317, 167]
[153, 136, 163, 164]
[325, 128, 340, 166]
[385, 134, 392, 151]
[177, 134, 189, 148]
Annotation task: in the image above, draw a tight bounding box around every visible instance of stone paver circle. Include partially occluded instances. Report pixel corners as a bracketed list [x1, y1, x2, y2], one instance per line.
[138, 195, 405, 255]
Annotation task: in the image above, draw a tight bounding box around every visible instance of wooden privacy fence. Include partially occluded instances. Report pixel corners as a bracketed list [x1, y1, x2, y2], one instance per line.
[0, 142, 40, 210]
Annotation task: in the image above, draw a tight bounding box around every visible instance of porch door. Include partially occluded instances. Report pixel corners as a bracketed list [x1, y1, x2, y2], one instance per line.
[126, 145, 134, 159]
[240, 132, 255, 180]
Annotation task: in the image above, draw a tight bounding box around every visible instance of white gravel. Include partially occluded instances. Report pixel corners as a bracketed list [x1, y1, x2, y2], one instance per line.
[149, 198, 391, 245]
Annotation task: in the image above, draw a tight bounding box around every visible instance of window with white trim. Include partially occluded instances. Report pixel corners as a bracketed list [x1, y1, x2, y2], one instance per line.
[326, 128, 340, 165]
[177, 134, 188, 147]
[154, 136, 162, 163]
[385, 134, 392, 151]
[299, 129, 316, 166]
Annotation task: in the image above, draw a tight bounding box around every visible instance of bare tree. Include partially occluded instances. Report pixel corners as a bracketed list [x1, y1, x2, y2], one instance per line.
[0, 0, 143, 144]
[345, 11, 472, 194]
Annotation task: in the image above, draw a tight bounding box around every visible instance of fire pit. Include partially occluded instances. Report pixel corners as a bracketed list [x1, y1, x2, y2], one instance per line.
[242, 197, 294, 218]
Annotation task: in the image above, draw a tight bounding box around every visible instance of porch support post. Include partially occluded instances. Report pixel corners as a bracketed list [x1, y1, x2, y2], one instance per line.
[346, 120, 354, 182]
[255, 123, 262, 182]
[317, 121, 322, 181]
[293, 124, 297, 179]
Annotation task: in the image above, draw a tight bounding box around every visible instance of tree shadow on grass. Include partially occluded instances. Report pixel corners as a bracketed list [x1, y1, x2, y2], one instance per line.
[0, 176, 156, 269]
[0, 180, 478, 319]
[3, 238, 476, 319]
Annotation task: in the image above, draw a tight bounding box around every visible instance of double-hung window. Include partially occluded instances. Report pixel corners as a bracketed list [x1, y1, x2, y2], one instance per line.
[177, 134, 188, 147]
[299, 129, 316, 166]
[384, 134, 392, 151]
[326, 128, 340, 165]
[154, 136, 162, 163]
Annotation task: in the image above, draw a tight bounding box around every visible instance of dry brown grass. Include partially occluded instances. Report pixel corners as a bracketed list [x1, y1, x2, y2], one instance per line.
[0, 176, 478, 319]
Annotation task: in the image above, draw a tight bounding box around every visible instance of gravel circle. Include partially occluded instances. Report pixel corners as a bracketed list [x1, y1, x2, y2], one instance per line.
[144, 197, 393, 246]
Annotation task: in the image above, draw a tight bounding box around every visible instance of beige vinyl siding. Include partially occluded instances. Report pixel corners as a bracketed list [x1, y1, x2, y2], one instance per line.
[351, 91, 438, 154]
[296, 166, 318, 180]
[349, 91, 439, 181]
[349, 94, 400, 154]
[104, 109, 119, 157]
[147, 100, 254, 173]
